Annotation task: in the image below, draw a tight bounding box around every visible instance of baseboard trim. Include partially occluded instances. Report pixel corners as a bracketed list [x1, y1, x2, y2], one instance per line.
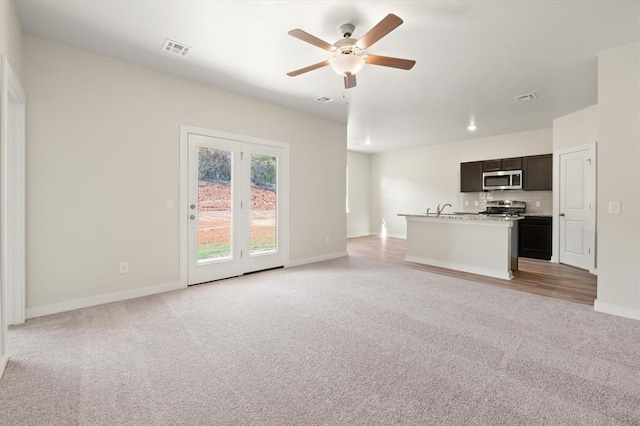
[370, 232, 407, 239]
[287, 251, 348, 267]
[347, 232, 372, 238]
[25, 281, 186, 319]
[594, 300, 640, 321]
[0, 355, 8, 381]
[405, 255, 513, 280]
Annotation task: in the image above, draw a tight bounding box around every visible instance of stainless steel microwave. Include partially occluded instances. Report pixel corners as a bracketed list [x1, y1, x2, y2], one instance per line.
[482, 170, 522, 190]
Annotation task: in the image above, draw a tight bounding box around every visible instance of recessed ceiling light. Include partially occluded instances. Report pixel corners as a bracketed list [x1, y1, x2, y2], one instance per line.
[467, 124, 477, 131]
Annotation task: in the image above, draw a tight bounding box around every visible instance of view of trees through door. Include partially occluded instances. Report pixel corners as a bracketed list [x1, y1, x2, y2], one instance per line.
[197, 148, 277, 261]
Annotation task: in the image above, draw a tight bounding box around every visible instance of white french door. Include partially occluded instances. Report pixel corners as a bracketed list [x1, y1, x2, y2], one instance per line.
[184, 129, 288, 285]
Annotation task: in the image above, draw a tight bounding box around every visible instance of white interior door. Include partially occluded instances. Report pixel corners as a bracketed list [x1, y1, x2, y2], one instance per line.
[559, 146, 595, 270]
[185, 131, 288, 285]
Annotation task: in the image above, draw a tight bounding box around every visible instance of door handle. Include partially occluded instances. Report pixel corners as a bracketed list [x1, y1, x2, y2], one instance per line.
[559, 213, 565, 217]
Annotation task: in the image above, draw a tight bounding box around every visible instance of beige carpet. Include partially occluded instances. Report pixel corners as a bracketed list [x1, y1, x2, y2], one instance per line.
[1, 256, 639, 425]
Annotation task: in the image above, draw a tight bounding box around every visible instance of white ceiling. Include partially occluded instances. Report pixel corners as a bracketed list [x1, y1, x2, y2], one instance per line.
[15, 1, 640, 153]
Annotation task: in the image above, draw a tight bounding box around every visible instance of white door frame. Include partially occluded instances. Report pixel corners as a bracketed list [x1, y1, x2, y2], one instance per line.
[1, 56, 27, 371]
[179, 125, 290, 285]
[1, 57, 26, 329]
[552, 142, 596, 273]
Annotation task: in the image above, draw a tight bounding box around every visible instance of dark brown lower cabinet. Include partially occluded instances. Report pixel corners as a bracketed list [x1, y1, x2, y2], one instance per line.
[518, 216, 552, 260]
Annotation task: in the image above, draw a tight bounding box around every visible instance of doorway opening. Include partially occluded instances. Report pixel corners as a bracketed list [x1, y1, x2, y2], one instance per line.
[1, 57, 27, 371]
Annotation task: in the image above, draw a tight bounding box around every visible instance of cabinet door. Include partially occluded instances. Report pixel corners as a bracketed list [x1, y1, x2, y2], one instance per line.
[460, 161, 483, 192]
[482, 159, 502, 172]
[523, 154, 552, 190]
[518, 216, 552, 260]
[502, 157, 522, 170]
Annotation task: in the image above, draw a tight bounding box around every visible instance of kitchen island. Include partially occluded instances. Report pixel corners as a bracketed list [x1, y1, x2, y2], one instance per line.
[398, 213, 522, 280]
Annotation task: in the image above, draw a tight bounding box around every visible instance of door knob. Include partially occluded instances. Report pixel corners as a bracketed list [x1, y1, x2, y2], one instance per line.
[190, 215, 196, 220]
[559, 213, 565, 217]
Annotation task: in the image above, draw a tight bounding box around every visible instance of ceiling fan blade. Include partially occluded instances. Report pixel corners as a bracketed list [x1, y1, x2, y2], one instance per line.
[344, 74, 357, 89]
[288, 29, 334, 52]
[287, 60, 331, 77]
[365, 55, 416, 70]
[356, 14, 404, 50]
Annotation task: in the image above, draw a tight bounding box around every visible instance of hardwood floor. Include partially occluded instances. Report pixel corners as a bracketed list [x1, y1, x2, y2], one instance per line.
[347, 236, 597, 305]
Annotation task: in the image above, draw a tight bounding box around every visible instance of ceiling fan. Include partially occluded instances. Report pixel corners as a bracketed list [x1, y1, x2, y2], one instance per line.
[287, 14, 416, 89]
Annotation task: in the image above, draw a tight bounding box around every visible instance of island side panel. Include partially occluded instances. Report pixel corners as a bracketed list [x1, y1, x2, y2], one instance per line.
[404, 217, 515, 280]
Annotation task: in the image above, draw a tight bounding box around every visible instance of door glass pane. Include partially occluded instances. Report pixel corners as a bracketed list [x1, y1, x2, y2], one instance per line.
[198, 147, 232, 262]
[250, 154, 277, 254]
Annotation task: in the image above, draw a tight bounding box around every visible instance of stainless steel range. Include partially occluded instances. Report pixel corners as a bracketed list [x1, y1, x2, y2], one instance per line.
[479, 200, 526, 217]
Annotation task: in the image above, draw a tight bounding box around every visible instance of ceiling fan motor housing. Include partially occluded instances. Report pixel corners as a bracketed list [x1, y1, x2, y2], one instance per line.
[334, 38, 361, 56]
[340, 23, 355, 38]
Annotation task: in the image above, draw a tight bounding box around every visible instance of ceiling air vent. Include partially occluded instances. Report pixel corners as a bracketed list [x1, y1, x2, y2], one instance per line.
[162, 39, 192, 57]
[315, 96, 333, 104]
[514, 92, 537, 101]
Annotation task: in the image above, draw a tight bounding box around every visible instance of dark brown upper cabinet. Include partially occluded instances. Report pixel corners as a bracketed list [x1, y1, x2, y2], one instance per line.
[460, 161, 483, 192]
[482, 157, 522, 172]
[482, 159, 503, 172]
[523, 154, 552, 191]
[502, 157, 523, 170]
[462, 154, 552, 193]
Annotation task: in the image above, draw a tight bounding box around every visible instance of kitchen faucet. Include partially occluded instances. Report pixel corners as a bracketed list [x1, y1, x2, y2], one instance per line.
[436, 203, 452, 216]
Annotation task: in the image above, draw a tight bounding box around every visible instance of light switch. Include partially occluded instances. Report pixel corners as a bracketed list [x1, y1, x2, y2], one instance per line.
[465, 200, 469, 206]
[166, 199, 174, 210]
[608, 201, 621, 215]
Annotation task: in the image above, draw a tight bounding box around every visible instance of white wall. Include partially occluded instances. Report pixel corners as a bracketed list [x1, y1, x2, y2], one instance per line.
[347, 151, 370, 237]
[553, 105, 598, 152]
[595, 41, 640, 320]
[370, 128, 552, 238]
[23, 35, 347, 314]
[0, 0, 22, 80]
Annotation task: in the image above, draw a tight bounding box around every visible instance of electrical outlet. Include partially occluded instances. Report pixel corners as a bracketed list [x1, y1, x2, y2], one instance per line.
[474, 201, 479, 206]
[536, 201, 541, 207]
[166, 199, 174, 209]
[325, 236, 330, 244]
[464, 200, 469, 206]
[119, 262, 129, 274]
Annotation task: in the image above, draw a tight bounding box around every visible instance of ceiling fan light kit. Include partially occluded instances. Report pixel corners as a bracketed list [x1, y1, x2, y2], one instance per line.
[287, 13, 416, 89]
[330, 54, 365, 76]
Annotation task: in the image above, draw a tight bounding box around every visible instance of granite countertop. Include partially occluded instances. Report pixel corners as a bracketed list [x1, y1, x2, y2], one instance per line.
[521, 213, 553, 217]
[398, 213, 523, 222]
